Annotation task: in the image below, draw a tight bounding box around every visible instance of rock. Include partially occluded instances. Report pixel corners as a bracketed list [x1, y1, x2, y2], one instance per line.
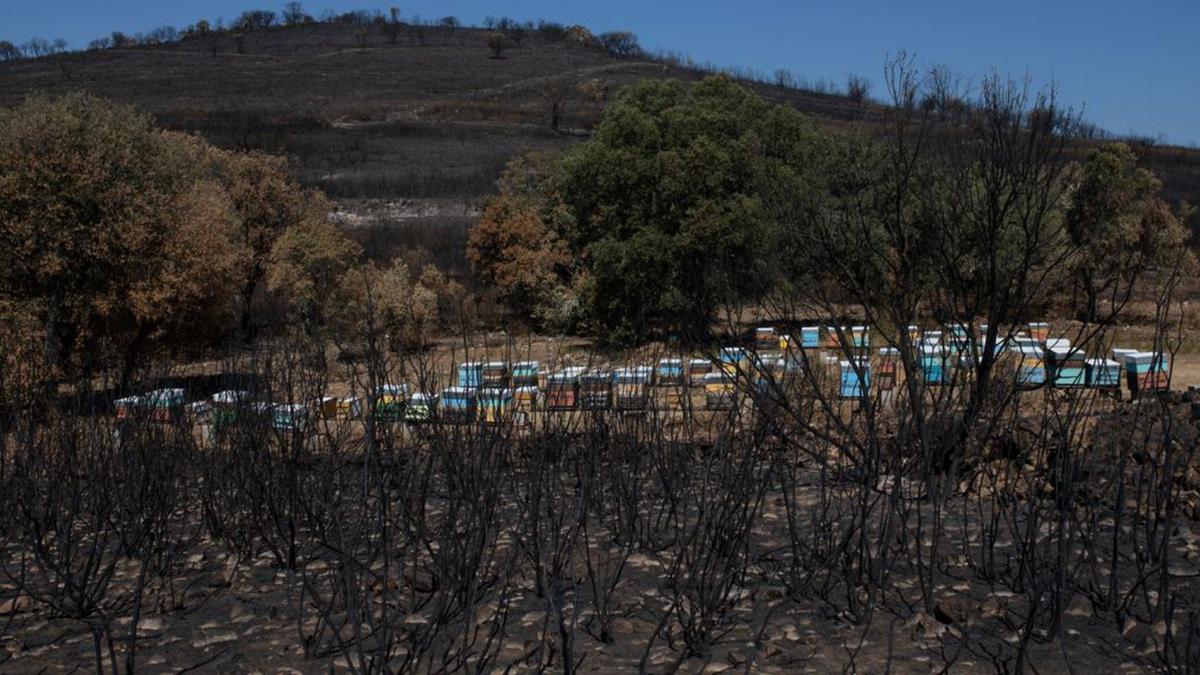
[0, 595, 31, 616]
[1065, 595, 1093, 618]
[209, 565, 236, 588]
[193, 630, 238, 649]
[402, 613, 429, 625]
[907, 612, 946, 640]
[611, 617, 636, 635]
[648, 646, 676, 666]
[1122, 617, 1151, 642]
[979, 596, 1005, 619]
[139, 617, 166, 632]
[230, 604, 254, 624]
[934, 596, 974, 625]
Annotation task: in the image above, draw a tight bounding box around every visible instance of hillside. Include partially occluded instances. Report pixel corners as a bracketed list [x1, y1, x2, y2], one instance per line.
[2, 20, 1197, 275]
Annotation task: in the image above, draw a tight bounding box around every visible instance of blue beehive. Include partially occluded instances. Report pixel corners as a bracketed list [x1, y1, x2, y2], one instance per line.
[457, 362, 484, 389]
[920, 344, 947, 385]
[656, 358, 684, 385]
[1123, 351, 1169, 395]
[839, 358, 870, 399]
[1017, 344, 1046, 387]
[800, 326, 821, 349]
[949, 323, 971, 354]
[1046, 340, 1086, 388]
[478, 388, 513, 425]
[1086, 358, 1121, 390]
[719, 346, 749, 375]
[439, 387, 477, 423]
[511, 361, 540, 388]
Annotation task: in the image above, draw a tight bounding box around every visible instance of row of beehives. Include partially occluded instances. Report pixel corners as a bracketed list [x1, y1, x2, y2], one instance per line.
[111, 324, 1171, 432]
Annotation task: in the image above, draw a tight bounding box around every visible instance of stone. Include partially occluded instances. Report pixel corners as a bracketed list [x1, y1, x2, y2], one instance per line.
[193, 631, 238, 649]
[0, 595, 31, 616]
[1065, 595, 1093, 618]
[139, 617, 167, 632]
[934, 596, 973, 625]
[907, 612, 946, 640]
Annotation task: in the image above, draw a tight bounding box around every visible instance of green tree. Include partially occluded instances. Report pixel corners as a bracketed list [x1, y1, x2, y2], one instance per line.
[1065, 142, 1192, 321]
[554, 76, 829, 342]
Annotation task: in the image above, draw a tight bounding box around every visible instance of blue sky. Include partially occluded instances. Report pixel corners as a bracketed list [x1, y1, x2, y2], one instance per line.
[4, 0, 1198, 146]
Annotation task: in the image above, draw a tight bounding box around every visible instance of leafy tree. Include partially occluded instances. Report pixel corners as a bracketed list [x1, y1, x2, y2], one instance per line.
[470, 76, 831, 343]
[0, 94, 240, 381]
[555, 76, 829, 342]
[211, 151, 334, 339]
[0, 94, 361, 384]
[1065, 142, 1193, 321]
[468, 154, 573, 328]
[267, 215, 361, 336]
[332, 260, 441, 353]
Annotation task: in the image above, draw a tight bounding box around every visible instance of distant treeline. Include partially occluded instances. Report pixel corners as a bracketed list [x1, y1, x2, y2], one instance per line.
[0, 3, 1182, 148]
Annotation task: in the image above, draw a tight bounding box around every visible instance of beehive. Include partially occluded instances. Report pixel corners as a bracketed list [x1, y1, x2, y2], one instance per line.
[405, 392, 436, 424]
[457, 362, 484, 389]
[920, 345, 948, 385]
[515, 386, 539, 411]
[336, 396, 362, 420]
[1046, 340, 1086, 388]
[439, 387, 477, 423]
[877, 347, 899, 391]
[271, 404, 309, 433]
[704, 372, 735, 410]
[800, 326, 821, 349]
[482, 361, 508, 387]
[579, 371, 613, 410]
[187, 401, 211, 425]
[839, 358, 870, 399]
[511, 361, 540, 388]
[317, 395, 339, 419]
[688, 359, 713, 385]
[614, 368, 650, 410]
[1123, 352, 1169, 396]
[754, 353, 787, 391]
[719, 346, 749, 375]
[754, 326, 778, 351]
[146, 388, 186, 423]
[210, 390, 249, 427]
[374, 383, 409, 422]
[545, 370, 580, 410]
[949, 323, 971, 354]
[1086, 358, 1121, 390]
[1017, 344, 1046, 387]
[114, 395, 143, 421]
[656, 358, 685, 386]
[1028, 322, 1051, 343]
[478, 388, 513, 425]
[850, 325, 870, 349]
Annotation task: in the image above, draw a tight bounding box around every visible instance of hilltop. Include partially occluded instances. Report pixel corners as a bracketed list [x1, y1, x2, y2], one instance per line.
[2, 19, 1197, 275]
